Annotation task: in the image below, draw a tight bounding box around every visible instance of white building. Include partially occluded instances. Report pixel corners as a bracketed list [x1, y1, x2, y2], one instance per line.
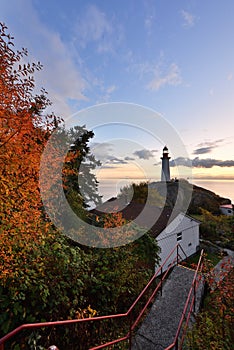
[92, 146, 201, 269]
[220, 204, 233, 216]
[156, 212, 200, 271]
[92, 198, 200, 271]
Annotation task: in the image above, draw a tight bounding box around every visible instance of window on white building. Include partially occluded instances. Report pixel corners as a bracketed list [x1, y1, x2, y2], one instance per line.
[177, 232, 182, 242]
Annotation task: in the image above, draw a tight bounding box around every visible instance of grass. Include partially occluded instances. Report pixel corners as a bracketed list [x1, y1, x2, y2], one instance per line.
[181, 249, 222, 270]
[189, 214, 204, 222]
[203, 250, 223, 266]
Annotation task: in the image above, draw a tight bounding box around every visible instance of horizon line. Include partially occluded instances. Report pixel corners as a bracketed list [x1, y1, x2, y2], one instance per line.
[97, 176, 234, 181]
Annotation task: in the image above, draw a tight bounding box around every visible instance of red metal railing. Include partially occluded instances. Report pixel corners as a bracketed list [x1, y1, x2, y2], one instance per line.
[0, 243, 187, 350]
[165, 249, 204, 350]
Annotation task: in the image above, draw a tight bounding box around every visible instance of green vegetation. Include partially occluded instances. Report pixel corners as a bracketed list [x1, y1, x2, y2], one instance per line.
[1, 22, 233, 350]
[197, 209, 234, 250]
[118, 181, 165, 206]
[202, 251, 222, 267]
[186, 265, 234, 349]
[0, 24, 160, 349]
[187, 184, 229, 215]
[182, 250, 222, 270]
[63, 125, 102, 209]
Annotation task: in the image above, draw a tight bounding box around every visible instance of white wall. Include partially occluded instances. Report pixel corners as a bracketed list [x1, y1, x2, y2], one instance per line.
[220, 207, 233, 216]
[155, 213, 200, 273]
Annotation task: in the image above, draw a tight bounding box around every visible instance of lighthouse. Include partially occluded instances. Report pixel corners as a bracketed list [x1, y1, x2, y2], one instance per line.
[161, 146, 171, 182]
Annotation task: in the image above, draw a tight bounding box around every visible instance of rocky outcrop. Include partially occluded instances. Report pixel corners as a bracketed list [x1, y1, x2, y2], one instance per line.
[189, 184, 231, 214]
[150, 180, 231, 215]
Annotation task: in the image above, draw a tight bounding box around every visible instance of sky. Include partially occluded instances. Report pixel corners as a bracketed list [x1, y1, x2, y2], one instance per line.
[1, 0, 234, 197]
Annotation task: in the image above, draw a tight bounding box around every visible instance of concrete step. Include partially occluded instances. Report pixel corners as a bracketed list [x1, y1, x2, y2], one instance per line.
[131, 265, 203, 350]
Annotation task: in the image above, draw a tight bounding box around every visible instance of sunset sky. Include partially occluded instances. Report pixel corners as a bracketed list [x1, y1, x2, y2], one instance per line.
[1, 0, 234, 187]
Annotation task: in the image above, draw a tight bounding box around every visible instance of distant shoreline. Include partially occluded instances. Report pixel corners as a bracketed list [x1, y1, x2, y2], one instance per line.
[96, 178, 234, 204]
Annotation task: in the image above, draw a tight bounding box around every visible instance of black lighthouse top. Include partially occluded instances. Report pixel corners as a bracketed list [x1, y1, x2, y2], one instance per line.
[161, 146, 171, 159]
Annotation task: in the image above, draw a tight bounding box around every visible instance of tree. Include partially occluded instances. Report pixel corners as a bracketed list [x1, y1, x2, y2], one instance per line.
[0, 23, 99, 347]
[199, 209, 234, 249]
[63, 125, 102, 209]
[186, 261, 234, 349]
[0, 23, 161, 349]
[118, 181, 164, 206]
[82, 210, 160, 310]
[0, 22, 56, 286]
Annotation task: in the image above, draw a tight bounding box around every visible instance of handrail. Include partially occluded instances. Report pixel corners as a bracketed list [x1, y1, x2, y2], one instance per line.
[90, 243, 187, 350]
[177, 243, 187, 260]
[0, 313, 127, 346]
[165, 249, 204, 350]
[0, 243, 187, 350]
[128, 242, 186, 315]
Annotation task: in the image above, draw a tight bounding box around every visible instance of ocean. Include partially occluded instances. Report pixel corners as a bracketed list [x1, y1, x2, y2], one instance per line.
[192, 179, 234, 204]
[97, 178, 234, 204]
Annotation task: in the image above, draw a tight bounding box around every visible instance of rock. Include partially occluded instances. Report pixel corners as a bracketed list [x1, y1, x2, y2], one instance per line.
[150, 180, 231, 215]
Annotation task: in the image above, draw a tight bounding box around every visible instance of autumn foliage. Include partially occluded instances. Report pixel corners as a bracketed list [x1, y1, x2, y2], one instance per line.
[0, 22, 56, 285]
[0, 23, 160, 349]
[186, 258, 234, 349]
[0, 23, 94, 345]
[3, 21, 233, 350]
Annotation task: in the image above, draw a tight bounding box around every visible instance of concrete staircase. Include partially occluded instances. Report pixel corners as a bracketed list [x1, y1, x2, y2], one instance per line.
[131, 265, 204, 350]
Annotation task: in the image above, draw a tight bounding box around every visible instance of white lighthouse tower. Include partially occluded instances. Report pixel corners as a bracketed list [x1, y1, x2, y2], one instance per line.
[161, 146, 171, 182]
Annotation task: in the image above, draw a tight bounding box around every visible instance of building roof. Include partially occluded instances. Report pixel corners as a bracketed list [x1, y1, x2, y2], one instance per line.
[91, 198, 198, 238]
[220, 204, 233, 209]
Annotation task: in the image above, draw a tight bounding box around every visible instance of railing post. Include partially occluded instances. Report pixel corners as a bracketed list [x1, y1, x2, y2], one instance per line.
[175, 337, 178, 350]
[160, 267, 163, 296]
[0, 343, 4, 350]
[176, 244, 179, 265]
[129, 312, 132, 350]
[193, 281, 196, 313]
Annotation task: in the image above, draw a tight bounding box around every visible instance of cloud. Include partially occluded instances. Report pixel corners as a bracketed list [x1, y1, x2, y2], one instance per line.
[143, 0, 156, 36]
[90, 142, 128, 167]
[147, 63, 182, 91]
[227, 73, 233, 81]
[197, 139, 224, 147]
[74, 4, 113, 53]
[170, 157, 192, 167]
[1, 0, 87, 118]
[193, 139, 224, 155]
[98, 165, 118, 169]
[181, 10, 196, 27]
[145, 15, 155, 36]
[98, 84, 117, 103]
[193, 158, 234, 168]
[193, 147, 213, 155]
[124, 156, 135, 161]
[127, 52, 182, 92]
[133, 149, 154, 160]
[106, 156, 128, 165]
[90, 142, 113, 163]
[36, 32, 87, 115]
[106, 85, 116, 94]
[170, 157, 234, 168]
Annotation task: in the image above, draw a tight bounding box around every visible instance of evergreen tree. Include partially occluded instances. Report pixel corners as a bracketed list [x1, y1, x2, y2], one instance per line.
[64, 125, 102, 209]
